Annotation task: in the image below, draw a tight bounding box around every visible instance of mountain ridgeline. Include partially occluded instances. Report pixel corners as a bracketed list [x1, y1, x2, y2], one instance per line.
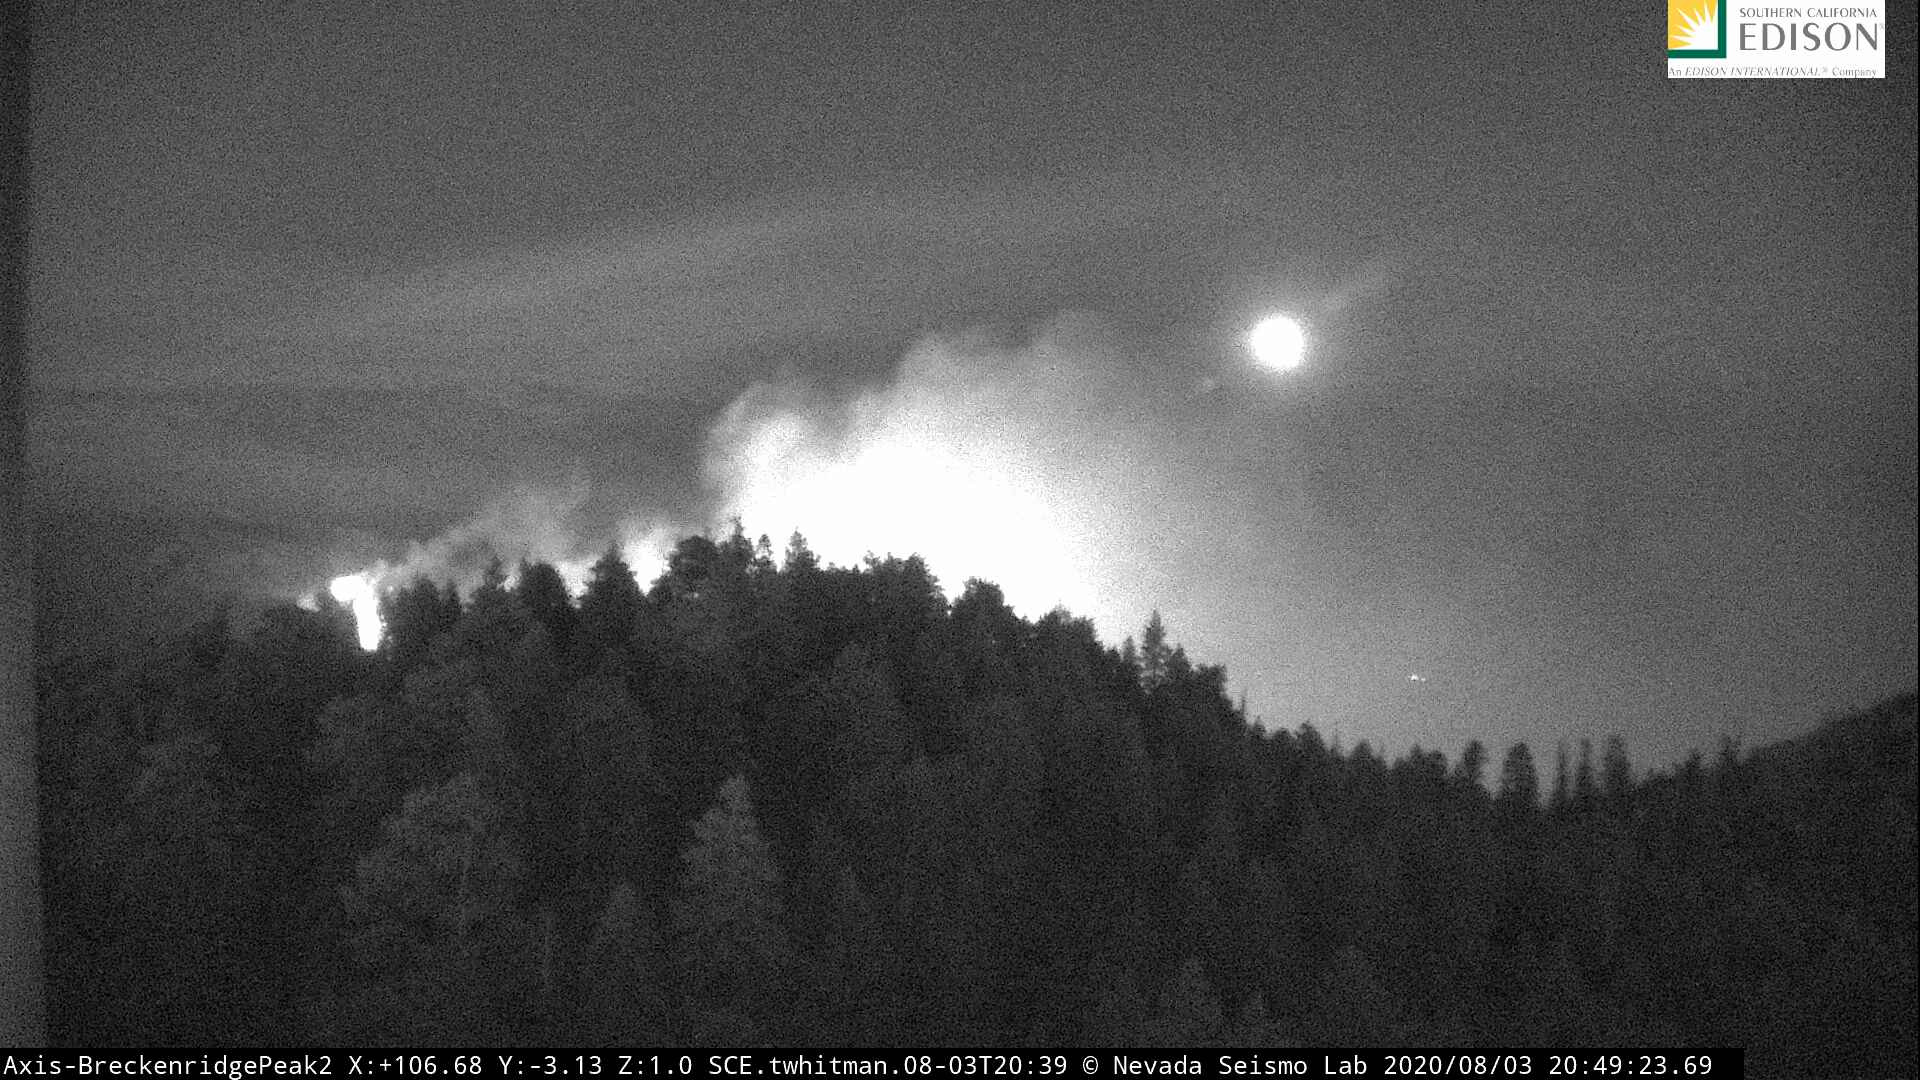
[34, 528, 1918, 1069]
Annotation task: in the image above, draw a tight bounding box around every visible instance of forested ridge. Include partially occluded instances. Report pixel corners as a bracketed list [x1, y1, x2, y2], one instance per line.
[33, 529, 1918, 1071]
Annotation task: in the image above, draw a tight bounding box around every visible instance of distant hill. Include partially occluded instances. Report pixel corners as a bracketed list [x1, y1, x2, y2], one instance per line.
[1747, 689, 1917, 784]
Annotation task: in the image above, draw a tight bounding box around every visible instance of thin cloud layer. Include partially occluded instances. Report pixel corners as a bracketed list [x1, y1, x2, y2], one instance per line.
[53, 175, 1241, 398]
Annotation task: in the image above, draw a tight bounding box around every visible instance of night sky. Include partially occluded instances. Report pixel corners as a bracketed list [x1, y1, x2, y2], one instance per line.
[28, 0, 1918, 766]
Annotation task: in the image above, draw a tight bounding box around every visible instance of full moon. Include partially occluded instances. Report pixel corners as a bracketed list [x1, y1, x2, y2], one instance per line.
[1249, 314, 1308, 371]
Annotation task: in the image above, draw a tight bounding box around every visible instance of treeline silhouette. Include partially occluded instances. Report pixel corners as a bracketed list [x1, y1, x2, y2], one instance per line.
[33, 528, 1918, 1071]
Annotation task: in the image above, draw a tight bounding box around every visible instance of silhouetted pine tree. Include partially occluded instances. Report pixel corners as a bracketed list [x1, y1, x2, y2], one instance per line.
[671, 776, 792, 1045]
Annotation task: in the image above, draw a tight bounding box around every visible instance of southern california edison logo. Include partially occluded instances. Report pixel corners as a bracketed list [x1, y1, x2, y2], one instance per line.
[1669, 0, 1728, 57]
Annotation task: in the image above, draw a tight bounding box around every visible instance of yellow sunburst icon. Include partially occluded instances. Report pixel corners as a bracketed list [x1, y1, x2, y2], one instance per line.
[1668, 0, 1725, 55]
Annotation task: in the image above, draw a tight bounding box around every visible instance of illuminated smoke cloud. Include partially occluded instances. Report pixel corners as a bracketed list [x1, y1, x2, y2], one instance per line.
[324, 312, 1302, 659]
[323, 480, 682, 649]
[380, 478, 595, 589]
[703, 314, 1208, 632]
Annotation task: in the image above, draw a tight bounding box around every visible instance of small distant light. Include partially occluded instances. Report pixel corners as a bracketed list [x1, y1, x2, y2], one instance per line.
[1408, 673, 1426, 682]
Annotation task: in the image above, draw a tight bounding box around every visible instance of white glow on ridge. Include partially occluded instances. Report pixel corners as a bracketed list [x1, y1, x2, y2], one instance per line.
[329, 572, 384, 651]
[711, 383, 1099, 620]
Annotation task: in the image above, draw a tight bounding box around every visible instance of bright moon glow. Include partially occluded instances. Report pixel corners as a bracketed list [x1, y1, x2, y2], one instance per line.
[1249, 315, 1307, 371]
[330, 572, 384, 651]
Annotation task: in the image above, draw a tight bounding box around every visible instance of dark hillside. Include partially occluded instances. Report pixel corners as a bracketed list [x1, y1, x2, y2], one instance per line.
[33, 533, 1919, 1069]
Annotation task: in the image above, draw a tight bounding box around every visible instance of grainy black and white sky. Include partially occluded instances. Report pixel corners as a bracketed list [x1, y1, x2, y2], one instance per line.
[28, 0, 1918, 765]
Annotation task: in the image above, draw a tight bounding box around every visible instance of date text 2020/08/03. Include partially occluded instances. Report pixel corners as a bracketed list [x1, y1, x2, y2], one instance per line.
[0, 1052, 1743, 1080]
